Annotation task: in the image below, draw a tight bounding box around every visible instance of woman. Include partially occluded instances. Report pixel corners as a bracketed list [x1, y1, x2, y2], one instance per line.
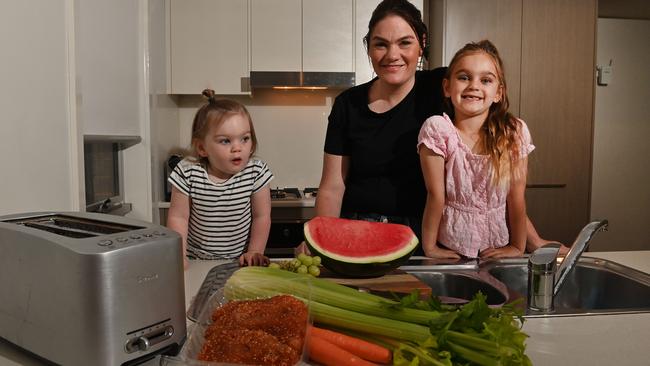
[311, 0, 563, 257]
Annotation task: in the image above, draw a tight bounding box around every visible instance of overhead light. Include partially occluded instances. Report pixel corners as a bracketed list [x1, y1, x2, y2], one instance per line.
[272, 86, 328, 90]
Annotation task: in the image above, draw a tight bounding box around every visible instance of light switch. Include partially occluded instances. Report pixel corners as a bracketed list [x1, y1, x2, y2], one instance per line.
[597, 65, 612, 86]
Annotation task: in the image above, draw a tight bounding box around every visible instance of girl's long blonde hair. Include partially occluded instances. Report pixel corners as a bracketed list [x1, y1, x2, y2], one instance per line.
[444, 40, 525, 186]
[189, 89, 258, 168]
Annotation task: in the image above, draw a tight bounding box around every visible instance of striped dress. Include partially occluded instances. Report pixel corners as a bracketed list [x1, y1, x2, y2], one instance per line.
[168, 158, 273, 259]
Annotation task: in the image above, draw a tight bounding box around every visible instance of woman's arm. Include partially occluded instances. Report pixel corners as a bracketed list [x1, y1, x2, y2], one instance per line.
[240, 185, 272, 266]
[420, 147, 460, 259]
[315, 153, 349, 217]
[295, 153, 349, 255]
[166, 186, 190, 269]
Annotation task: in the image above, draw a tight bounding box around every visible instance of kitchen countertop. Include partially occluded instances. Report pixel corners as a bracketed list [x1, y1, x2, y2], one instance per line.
[2, 251, 649, 365]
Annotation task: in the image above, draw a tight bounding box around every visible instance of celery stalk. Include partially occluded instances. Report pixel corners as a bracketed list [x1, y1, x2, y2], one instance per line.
[224, 269, 430, 342]
[225, 266, 441, 325]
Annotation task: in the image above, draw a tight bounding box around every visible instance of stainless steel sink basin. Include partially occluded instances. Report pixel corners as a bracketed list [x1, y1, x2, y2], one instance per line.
[401, 256, 650, 317]
[484, 256, 650, 316]
[408, 270, 507, 306]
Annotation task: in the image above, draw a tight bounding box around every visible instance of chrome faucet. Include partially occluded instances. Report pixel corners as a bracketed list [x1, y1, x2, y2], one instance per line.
[527, 219, 609, 313]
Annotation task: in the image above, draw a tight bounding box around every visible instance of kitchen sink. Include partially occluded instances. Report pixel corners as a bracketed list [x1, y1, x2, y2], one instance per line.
[483, 256, 650, 316]
[401, 256, 650, 317]
[408, 269, 508, 306]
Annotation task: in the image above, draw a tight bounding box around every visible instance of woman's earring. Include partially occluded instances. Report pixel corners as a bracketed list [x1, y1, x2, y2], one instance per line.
[417, 56, 423, 71]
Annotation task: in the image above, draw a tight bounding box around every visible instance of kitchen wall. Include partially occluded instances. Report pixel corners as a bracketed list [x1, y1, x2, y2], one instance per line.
[589, 18, 650, 251]
[174, 89, 342, 190]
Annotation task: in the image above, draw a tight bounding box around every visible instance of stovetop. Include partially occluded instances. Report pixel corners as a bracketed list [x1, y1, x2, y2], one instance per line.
[270, 187, 317, 207]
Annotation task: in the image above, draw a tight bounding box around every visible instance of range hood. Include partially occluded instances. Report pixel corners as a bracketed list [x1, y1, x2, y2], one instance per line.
[250, 71, 355, 89]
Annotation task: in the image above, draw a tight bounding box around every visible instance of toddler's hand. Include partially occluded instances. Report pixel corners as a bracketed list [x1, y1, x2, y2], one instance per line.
[424, 245, 461, 259]
[294, 242, 311, 256]
[239, 252, 270, 267]
[480, 245, 524, 259]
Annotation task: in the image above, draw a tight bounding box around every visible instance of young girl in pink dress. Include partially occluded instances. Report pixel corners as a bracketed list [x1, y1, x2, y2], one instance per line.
[418, 40, 533, 259]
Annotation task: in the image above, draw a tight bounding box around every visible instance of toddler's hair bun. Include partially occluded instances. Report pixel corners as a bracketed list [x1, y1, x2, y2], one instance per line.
[202, 89, 216, 103]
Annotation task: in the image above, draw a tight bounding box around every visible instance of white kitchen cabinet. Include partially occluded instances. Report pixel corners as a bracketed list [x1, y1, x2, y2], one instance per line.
[170, 0, 249, 94]
[76, 0, 143, 136]
[250, 0, 353, 73]
[1, 0, 81, 214]
[251, 0, 302, 72]
[302, 0, 353, 72]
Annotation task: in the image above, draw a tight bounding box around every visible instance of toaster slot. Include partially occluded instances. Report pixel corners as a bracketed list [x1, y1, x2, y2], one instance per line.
[23, 222, 97, 238]
[5, 214, 143, 238]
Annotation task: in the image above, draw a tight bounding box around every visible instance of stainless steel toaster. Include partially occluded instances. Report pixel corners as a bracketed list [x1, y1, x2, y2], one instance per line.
[0, 212, 186, 366]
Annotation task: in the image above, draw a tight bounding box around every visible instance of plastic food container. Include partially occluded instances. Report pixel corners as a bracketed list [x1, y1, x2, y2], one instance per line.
[161, 278, 312, 366]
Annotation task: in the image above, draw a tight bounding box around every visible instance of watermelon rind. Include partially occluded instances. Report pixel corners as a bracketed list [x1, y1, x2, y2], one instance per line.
[304, 217, 419, 278]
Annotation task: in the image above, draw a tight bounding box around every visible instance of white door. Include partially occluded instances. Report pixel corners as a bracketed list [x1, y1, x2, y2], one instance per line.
[590, 18, 650, 251]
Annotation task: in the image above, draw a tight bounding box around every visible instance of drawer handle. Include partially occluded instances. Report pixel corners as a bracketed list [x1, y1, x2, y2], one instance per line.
[526, 183, 567, 188]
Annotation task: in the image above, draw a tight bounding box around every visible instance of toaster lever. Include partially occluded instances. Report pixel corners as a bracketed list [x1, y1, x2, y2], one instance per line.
[125, 326, 174, 353]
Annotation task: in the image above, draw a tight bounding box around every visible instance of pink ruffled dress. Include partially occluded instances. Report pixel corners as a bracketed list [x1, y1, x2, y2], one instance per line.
[417, 113, 535, 258]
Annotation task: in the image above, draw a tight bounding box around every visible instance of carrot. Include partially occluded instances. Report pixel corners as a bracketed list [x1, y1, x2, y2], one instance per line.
[308, 335, 378, 366]
[310, 326, 391, 364]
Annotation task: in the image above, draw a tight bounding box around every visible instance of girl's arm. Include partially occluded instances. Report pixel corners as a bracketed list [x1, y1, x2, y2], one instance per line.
[481, 157, 528, 258]
[167, 186, 190, 269]
[240, 184, 272, 266]
[315, 153, 349, 217]
[420, 147, 460, 259]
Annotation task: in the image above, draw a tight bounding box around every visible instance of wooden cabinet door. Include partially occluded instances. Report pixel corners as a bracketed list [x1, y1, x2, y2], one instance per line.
[441, 0, 522, 115]
[170, 0, 249, 94]
[520, 0, 597, 244]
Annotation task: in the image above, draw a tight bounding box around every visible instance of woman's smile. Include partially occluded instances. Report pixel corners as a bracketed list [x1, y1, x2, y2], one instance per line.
[368, 15, 421, 88]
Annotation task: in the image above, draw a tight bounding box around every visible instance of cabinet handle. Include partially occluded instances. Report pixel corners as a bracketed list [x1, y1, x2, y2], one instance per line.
[526, 184, 567, 188]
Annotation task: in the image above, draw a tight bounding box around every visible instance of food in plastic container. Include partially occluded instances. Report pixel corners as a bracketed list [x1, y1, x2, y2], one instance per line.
[161, 279, 311, 366]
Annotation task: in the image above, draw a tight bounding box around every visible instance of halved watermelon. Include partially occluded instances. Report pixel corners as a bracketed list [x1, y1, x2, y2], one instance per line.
[304, 216, 419, 278]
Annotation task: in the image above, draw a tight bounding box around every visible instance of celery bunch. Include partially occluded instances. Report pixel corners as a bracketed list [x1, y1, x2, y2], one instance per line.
[224, 266, 531, 366]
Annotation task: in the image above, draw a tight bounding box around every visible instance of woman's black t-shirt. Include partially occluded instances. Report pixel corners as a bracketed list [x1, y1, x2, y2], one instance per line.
[324, 68, 446, 218]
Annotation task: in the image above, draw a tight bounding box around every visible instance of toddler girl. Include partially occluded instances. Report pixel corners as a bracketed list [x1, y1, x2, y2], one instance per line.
[418, 40, 532, 259]
[167, 90, 273, 267]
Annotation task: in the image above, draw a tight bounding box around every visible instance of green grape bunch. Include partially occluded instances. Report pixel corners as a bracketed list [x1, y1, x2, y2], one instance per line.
[268, 253, 322, 277]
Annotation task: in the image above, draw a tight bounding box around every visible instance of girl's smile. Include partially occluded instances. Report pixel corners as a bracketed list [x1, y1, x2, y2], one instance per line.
[443, 52, 502, 122]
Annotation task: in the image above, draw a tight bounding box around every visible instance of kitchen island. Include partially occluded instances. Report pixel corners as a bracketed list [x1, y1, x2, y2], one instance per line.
[2, 251, 649, 365]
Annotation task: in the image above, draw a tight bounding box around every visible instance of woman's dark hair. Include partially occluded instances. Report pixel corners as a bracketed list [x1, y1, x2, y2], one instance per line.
[363, 0, 428, 60]
[189, 89, 258, 167]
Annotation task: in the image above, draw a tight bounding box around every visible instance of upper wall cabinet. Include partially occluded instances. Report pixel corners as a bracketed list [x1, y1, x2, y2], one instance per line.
[77, 0, 143, 136]
[250, 0, 353, 73]
[169, 0, 249, 95]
